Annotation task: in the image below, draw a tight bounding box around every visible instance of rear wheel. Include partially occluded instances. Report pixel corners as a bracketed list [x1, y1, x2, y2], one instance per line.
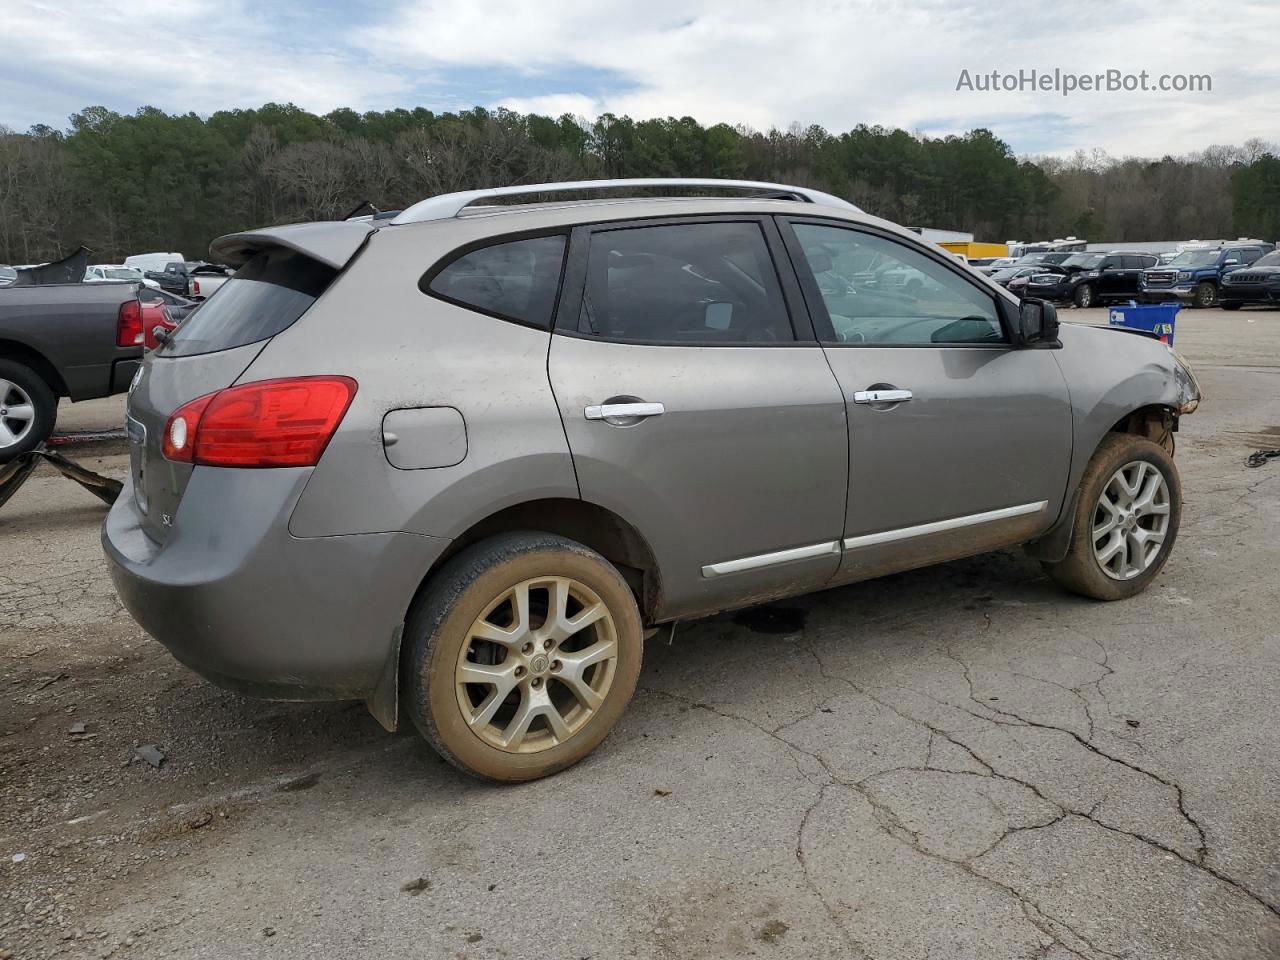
[0, 360, 56, 463]
[1043, 433, 1181, 601]
[1072, 284, 1096, 308]
[404, 532, 643, 782]
[1194, 282, 1217, 308]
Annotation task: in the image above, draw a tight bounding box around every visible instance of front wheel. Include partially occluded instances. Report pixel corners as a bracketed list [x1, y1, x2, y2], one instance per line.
[1043, 433, 1181, 601]
[1072, 284, 1096, 308]
[1194, 282, 1217, 308]
[404, 532, 643, 782]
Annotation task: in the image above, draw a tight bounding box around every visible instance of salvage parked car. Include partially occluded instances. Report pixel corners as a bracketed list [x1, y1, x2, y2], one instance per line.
[1141, 241, 1274, 308]
[1218, 250, 1280, 309]
[186, 263, 233, 299]
[0, 282, 146, 459]
[103, 178, 1201, 782]
[1026, 252, 1159, 307]
[138, 285, 198, 322]
[144, 260, 203, 295]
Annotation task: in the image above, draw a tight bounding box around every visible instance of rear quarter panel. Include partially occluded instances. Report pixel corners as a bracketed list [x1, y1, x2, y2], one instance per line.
[238, 221, 579, 539]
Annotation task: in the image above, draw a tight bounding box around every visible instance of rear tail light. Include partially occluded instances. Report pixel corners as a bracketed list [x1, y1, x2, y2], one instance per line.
[161, 376, 357, 467]
[192, 280, 201, 296]
[117, 300, 144, 346]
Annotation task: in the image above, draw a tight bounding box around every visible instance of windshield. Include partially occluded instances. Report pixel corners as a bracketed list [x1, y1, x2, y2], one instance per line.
[1168, 250, 1219, 266]
[1249, 251, 1280, 268]
[105, 268, 140, 280]
[1061, 254, 1103, 269]
[990, 267, 1027, 280]
[0, 266, 16, 282]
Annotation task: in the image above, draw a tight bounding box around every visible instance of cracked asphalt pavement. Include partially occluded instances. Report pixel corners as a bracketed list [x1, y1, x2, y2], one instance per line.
[3, 307, 1279, 959]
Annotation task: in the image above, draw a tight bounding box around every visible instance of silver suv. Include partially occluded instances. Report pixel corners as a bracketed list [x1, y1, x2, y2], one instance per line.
[103, 179, 1201, 782]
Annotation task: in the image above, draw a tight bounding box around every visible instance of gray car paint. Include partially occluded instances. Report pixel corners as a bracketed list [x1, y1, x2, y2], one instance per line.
[0, 281, 143, 399]
[103, 192, 1199, 708]
[103, 466, 448, 699]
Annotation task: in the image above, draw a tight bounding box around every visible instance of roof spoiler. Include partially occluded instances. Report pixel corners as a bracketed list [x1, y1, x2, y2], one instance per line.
[210, 221, 376, 270]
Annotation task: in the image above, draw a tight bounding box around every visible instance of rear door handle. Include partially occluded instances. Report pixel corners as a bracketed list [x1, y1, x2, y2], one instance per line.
[852, 389, 913, 404]
[585, 402, 665, 421]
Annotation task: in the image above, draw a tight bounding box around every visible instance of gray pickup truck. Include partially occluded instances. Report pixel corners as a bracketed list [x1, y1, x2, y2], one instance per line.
[0, 281, 145, 460]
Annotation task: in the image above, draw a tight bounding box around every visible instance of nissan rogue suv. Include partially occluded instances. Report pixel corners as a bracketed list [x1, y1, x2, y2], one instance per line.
[103, 179, 1201, 782]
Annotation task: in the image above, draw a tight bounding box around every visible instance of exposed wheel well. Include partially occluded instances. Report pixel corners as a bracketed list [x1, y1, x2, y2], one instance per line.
[1110, 404, 1175, 454]
[0, 340, 68, 397]
[412, 498, 662, 624]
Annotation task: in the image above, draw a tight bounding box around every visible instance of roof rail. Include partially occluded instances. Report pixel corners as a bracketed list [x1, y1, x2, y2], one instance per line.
[389, 178, 860, 225]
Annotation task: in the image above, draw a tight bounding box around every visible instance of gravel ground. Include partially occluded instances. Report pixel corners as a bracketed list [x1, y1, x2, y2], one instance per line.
[2, 307, 1279, 960]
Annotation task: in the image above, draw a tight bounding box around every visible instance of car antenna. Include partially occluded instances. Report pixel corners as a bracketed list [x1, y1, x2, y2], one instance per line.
[342, 200, 380, 220]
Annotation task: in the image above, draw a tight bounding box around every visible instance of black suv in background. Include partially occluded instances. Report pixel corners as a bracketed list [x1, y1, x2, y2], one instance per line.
[1219, 250, 1280, 309]
[1022, 252, 1159, 308]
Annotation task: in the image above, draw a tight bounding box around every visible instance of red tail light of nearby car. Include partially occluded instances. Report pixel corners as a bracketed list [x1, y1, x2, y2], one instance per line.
[161, 377, 357, 467]
[192, 280, 201, 296]
[117, 300, 144, 346]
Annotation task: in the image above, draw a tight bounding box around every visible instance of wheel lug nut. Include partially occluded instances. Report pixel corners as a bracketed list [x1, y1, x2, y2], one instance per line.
[521, 642, 534, 654]
[551, 660, 561, 672]
[514, 665, 526, 678]
[543, 639, 553, 650]
[531, 677, 543, 688]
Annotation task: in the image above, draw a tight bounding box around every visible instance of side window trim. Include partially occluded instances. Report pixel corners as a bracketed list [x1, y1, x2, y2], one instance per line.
[776, 216, 1013, 348]
[551, 214, 818, 346]
[420, 227, 571, 331]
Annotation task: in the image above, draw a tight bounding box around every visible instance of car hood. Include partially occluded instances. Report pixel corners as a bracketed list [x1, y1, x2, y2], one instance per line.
[1227, 265, 1280, 276]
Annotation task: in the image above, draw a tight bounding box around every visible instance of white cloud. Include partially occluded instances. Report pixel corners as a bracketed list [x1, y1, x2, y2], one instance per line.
[0, 0, 1274, 156]
[358, 0, 1279, 155]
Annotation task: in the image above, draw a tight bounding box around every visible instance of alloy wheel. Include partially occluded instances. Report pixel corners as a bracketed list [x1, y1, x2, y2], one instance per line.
[1091, 460, 1171, 580]
[0, 379, 36, 449]
[455, 576, 618, 753]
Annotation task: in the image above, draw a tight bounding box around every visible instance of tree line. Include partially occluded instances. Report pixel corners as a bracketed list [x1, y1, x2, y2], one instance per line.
[0, 102, 1276, 266]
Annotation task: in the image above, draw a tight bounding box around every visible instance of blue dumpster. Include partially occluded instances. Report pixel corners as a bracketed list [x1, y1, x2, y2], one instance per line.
[1108, 301, 1179, 345]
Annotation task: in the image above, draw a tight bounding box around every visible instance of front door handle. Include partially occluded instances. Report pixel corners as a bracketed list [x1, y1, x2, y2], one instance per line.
[584, 402, 665, 421]
[852, 389, 913, 404]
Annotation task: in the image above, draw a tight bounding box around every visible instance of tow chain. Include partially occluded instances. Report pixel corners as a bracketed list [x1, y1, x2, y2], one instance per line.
[1247, 449, 1280, 468]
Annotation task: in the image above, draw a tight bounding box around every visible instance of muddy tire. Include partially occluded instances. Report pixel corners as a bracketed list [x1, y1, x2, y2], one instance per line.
[404, 532, 643, 782]
[1072, 284, 1095, 308]
[0, 360, 57, 464]
[1043, 433, 1181, 601]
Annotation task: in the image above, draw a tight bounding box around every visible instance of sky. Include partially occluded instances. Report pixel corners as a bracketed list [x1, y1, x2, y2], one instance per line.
[1, 0, 1275, 157]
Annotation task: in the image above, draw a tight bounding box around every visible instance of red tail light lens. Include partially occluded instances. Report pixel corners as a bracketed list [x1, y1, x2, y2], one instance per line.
[192, 280, 201, 296]
[161, 377, 357, 467]
[117, 300, 144, 346]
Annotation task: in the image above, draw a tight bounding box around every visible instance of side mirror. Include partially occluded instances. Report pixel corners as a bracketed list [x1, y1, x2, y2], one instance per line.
[1018, 298, 1059, 346]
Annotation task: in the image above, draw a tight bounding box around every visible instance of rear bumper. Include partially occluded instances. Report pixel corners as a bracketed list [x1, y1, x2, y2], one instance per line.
[102, 468, 450, 701]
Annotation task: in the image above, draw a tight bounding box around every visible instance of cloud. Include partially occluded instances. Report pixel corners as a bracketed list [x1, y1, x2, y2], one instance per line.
[0, 0, 1274, 157]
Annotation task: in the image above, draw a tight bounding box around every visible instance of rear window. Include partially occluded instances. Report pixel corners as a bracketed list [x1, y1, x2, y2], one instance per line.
[159, 248, 336, 358]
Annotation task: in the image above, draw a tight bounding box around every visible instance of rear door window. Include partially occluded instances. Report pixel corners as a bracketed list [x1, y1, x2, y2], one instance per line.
[425, 234, 567, 328]
[571, 221, 794, 344]
[159, 248, 336, 358]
